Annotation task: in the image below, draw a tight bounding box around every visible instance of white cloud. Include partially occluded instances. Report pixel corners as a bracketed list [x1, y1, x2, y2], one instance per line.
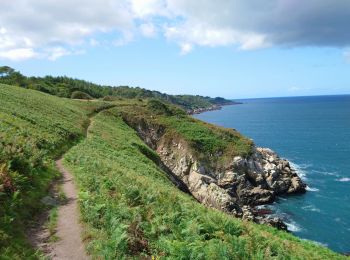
[113, 31, 135, 46]
[1, 0, 350, 60]
[0, 0, 134, 61]
[89, 39, 100, 47]
[140, 23, 157, 38]
[130, 0, 169, 18]
[0, 27, 7, 34]
[344, 51, 350, 63]
[46, 47, 71, 61]
[0, 48, 37, 61]
[179, 43, 193, 55]
[164, 21, 269, 52]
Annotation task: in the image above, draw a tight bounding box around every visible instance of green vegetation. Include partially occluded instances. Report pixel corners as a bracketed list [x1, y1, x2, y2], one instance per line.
[0, 84, 111, 258]
[63, 107, 343, 259]
[0, 83, 345, 259]
[119, 99, 253, 167]
[0, 66, 235, 111]
[46, 207, 59, 242]
[71, 90, 93, 100]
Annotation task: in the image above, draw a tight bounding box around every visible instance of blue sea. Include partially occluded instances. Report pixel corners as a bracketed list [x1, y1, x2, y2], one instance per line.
[194, 95, 350, 253]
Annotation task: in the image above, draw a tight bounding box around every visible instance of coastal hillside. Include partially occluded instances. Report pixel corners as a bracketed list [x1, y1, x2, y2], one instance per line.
[0, 84, 114, 257]
[0, 84, 344, 259]
[0, 66, 235, 113]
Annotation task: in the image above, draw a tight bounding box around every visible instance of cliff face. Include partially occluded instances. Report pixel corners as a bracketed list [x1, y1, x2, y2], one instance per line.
[126, 116, 306, 229]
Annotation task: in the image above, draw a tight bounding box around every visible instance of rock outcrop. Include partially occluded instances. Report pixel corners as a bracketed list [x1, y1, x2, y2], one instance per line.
[125, 117, 306, 230]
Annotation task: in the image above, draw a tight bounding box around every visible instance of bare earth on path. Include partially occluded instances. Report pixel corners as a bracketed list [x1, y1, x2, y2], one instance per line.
[27, 107, 114, 259]
[50, 158, 88, 260]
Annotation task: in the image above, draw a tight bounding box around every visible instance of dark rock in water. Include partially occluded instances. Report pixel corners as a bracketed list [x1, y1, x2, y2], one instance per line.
[257, 217, 288, 231]
[253, 208, 273, 216]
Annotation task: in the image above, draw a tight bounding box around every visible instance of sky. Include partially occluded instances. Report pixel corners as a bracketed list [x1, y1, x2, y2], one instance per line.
[1, 0, 350, 99]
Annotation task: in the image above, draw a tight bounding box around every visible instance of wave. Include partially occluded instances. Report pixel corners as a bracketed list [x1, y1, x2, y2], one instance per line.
[313, 170, 340, 177]
[285, 220, 302, 232]
[306, 186, 319, 192]
[336, 177, 350, 182]
[302, 205, 321, 212]
[289, 161, 309, 180]
[334, 217, 342, 222]
[277, 197, 288, 201]
[302, 239, 328, 248]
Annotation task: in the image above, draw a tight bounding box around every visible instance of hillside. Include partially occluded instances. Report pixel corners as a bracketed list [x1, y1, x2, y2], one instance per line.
[0, 66, 236, 112]
[0, 84, 345, 259]
[0, 84, 114, 257]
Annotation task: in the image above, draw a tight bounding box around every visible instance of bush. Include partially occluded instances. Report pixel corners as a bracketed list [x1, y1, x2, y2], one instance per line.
[71, 91, 92, 100]
[147, 99, 173, 115]
[103, 95, 121, 101]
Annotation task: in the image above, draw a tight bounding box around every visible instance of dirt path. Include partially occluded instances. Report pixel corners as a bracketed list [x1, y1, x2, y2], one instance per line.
[50, 159, 88, 260]
[28, 107, 115, 258]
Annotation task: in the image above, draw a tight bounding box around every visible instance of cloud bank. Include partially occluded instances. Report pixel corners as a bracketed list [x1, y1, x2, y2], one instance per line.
[1, 0, 350, 60]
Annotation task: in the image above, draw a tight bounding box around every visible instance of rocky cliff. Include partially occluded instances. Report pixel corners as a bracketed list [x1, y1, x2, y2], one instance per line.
[124, 116, 306, 230]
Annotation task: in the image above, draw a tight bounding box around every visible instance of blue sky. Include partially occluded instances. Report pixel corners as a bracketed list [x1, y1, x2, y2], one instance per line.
[1, 1, 350, 99]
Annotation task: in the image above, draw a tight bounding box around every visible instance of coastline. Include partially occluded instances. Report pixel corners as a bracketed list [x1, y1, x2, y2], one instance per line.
[192, 95, 350, 253]
[187, 101, 242, 115]
[190, 102, 307, 231]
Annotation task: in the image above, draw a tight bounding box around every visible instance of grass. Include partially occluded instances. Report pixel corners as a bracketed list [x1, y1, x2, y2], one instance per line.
[63, 108, 344, 259]
[46, 207, 59, 242]
[0, 84, 111, 259]
[118, 99, 253, 167]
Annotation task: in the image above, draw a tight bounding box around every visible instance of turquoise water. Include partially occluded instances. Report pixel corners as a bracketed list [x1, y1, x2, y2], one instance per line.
[194, 95, 350, 253]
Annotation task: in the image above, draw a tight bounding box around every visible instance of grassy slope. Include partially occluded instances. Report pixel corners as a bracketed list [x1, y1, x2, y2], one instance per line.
[63, 107, 343, 259]
[0, 85, 345, 259]
[118, 99, 253, 168]
[0, 84, 111, 258]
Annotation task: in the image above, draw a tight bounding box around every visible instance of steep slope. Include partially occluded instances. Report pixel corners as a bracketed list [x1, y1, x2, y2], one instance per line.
[118, 100, 306, 227]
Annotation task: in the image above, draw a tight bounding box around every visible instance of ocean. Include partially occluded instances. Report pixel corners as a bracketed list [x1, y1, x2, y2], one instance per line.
[194, 95, 350, 253]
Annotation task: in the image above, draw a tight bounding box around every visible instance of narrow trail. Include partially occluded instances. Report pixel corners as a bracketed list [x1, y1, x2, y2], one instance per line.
[29, 106, 115, 259]
[48, 116, 97, 259]
[50, 159, 88, 260]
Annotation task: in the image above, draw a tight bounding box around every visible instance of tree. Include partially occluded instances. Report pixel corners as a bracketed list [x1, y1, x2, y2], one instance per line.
[0, 66, 15, 77]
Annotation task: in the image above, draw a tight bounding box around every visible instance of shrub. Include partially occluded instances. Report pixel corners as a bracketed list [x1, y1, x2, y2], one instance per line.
[71, 91, 93, 100]
[103, 95, 120, 101]
[147, 99, 173, 115]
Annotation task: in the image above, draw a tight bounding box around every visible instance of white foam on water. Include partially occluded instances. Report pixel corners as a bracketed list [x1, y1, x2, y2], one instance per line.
[314, 170, 340, 177]
[302, 239, 328, 248]
[306, 186, 320, 192]
[302, 205, 321, 213]
[289, 161, 308, 180]
[285, 220, 302, 232]
[255, 205, 268, 210]
[336, 177, 350, 182]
